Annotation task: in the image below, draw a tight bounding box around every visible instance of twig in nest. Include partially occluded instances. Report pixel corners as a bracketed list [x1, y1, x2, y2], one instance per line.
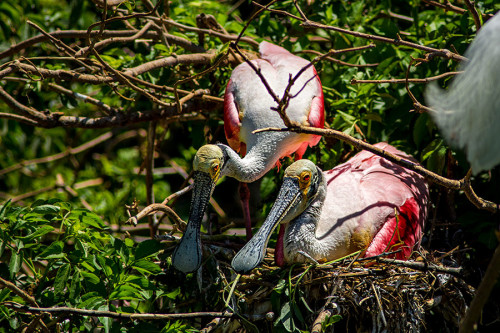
[377, 257, 462, 275]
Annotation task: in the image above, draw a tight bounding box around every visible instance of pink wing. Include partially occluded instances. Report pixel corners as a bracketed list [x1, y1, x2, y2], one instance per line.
[354, 143, 428, 259]
[295, 67, 325, 159]
[223, 78, 244, 154]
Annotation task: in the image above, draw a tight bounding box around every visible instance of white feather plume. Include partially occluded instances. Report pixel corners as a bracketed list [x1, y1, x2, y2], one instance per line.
[425, 12, 500, 174]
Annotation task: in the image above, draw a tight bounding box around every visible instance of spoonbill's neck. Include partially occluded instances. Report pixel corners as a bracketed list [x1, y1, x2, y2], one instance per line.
[218, 140, 282, 183]
[283, 175, 328, 262]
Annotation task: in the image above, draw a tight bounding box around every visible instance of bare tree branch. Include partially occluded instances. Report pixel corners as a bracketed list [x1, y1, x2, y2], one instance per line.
[4, 302, 235, 320]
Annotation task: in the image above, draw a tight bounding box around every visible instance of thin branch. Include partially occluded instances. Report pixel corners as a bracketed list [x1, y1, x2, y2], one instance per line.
[4, 302, 235, 320]
[0, 132, 113, 176]
[118, 11, 259, 47]
[377, 258, 463, 275]
[422, 0, 468, 15]
[463, 0, 482, 31]
[0, 89, 215, 128]
[161, 184, 193, 205]
[127, 203, 185, 230]
[299, 47, 379, 68]
[351, 71, 462, 84]
[75, 21, 155, 57]
[145, 121, 158, 236]
[256, 1, 466, 62]
[371, 282, 387, 327]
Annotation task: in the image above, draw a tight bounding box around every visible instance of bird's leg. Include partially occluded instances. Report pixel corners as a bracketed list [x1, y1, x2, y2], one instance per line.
[298, 250, 320, 265]
[239, 182, 252, 241]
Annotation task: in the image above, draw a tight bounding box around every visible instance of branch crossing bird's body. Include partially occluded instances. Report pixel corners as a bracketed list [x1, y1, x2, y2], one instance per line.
[425, 12, 500, 174]
[232, 143, 429, 273]
[172, 41, 324, 273]
[223, 41, 324, 179]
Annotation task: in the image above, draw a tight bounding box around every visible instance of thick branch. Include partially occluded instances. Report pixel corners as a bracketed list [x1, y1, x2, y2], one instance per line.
[460, 242, 500, 332]
[254, 125, 498, 213]
[0, 277, 39, 307]
[0, 30, 204, 61]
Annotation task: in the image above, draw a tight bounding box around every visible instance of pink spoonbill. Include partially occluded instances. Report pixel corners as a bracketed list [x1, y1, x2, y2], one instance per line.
[231, 143, 429, 273]
[172, 41, 325, 273]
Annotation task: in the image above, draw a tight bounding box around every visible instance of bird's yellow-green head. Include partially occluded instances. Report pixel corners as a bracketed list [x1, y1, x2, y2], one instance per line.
[192, 144, 224, 182]
[231, 159, 322, 274]
[283, 159, 317, 197]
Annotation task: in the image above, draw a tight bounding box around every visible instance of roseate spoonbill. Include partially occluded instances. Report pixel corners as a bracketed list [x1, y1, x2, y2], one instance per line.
[231, 143, 429, 274]
[425, 12, 500, 174]
[172, 41, 324, 273]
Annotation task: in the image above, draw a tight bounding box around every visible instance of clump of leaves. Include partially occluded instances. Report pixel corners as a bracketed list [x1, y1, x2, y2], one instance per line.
[0, 199, 193, 332]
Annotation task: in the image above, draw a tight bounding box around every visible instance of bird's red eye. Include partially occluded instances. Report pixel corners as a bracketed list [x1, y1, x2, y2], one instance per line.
[303, 174, 310, 182]
[213, 164, 219, 172]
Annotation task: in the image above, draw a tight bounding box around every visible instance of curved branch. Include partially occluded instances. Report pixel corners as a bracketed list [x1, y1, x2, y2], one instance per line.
[351, 71, 463, 84]
[254, 125, 498, 213]
[127, 203, 185, 230]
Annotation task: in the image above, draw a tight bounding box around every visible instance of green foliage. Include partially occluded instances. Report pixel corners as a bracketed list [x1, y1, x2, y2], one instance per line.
[1, 0, 500, 331]
[0, 199, 194, 332]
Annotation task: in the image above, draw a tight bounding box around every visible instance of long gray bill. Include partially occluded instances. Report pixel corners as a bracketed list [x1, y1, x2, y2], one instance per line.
[172, 172, 215, 273]
[231, 178, 302, 274]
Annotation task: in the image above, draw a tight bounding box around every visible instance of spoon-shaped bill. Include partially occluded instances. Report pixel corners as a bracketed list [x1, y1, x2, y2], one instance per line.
[172, 171, 215, 273]
[231, 177, 303, 274]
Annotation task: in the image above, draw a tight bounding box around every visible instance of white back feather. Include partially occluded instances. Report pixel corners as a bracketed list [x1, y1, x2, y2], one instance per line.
[425, 12, 500, 173]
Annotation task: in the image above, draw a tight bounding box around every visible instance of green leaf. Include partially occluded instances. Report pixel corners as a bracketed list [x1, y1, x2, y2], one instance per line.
[0, 199, 12, 220]
[276, 301, 294, 332]
[18, 225, 54, 241]
[78, 295, 107, 309]
[54, 263, 71, 296]
[37, 241, 65, 260]
[135, 239, 162, 260]
[109, 284, 143, 301]
[9, 250, 22, 278]
[132, 259, 162, 275]
[31, 204, 60, 214]
[323, 314, 342, 330]
[81, 271, 101, 285]
[69, 271, 82, 302]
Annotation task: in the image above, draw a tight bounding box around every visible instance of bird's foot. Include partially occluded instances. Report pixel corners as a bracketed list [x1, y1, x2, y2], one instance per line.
[298, 250, 320, 265]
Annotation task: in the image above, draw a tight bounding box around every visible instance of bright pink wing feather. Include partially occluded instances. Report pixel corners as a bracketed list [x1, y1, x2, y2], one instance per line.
[223, 78, 242, 153]
[356, 143, 428, 259]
